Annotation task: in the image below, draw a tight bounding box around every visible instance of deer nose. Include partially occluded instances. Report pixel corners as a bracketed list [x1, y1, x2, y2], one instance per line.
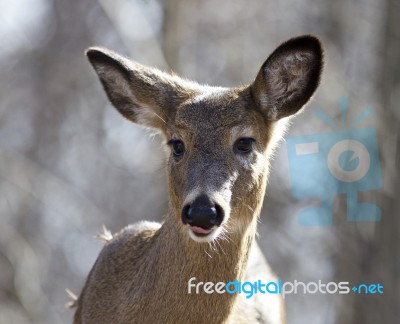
[182, 194, 224, 229]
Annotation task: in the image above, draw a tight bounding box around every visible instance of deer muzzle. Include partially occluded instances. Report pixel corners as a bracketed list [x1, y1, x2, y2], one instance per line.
[182, 194, 224, 238]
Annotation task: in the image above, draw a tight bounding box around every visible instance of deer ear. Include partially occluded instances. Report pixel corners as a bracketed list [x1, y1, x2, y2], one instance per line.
[86, 47, 197, 130]
[251, 35, 323, 120]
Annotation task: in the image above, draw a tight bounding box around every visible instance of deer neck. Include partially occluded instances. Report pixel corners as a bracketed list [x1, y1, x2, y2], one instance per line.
[138, 205, 260, 322]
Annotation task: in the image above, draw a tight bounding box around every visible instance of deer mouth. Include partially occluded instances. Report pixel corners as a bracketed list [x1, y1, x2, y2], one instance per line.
[189, 226, 214, 236]
[187, 225, 220, 242]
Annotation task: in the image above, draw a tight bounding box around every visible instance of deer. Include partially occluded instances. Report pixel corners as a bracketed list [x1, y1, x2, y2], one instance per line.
[72, 35, 323, 324]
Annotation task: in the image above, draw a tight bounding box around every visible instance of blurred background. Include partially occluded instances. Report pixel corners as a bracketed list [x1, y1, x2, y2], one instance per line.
[0, 0, 399, 323]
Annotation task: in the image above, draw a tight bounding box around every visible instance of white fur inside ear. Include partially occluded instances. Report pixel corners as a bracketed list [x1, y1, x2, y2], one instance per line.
[96, 65, 167, 128]
[264, 51, 314, 119]
[94, 64, 140, 119]
[96, 65, 134, 99]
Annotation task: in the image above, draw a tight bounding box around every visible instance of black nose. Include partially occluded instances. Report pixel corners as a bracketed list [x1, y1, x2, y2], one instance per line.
[182, 194, 224, 229]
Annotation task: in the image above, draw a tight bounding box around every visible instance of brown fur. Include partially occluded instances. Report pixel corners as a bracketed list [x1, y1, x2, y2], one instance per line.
[73, 35, 323, 324]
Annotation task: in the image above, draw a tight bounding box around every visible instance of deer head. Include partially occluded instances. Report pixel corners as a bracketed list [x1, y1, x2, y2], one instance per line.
[86, 35, 323, 243]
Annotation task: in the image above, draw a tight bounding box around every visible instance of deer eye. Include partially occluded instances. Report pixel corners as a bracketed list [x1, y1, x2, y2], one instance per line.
[234, 138, 255, 154]
[168, 139, 185, 157]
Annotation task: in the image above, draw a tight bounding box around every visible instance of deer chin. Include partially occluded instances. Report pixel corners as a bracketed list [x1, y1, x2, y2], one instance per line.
[187, 225, 221, 243]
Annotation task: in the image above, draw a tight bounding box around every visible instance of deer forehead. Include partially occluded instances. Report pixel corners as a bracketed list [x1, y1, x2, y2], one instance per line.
[172, 89, 260, 142]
